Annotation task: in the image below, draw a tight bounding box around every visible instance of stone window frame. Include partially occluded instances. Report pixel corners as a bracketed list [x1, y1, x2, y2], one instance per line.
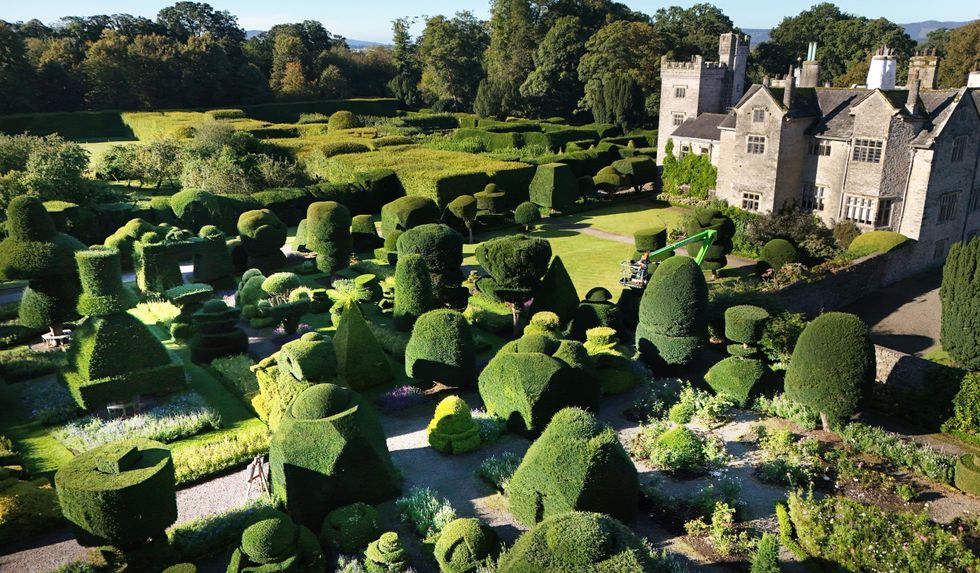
[807, 139, 831, 156]
[842, 194, 876, 225]
[672, 112, 686, 127]
[852, 138, 883, 163]
[801, 182, 826, 212]
[674, 85, 687, 99]
[746, 135, 766, 154]
[875, 198, 895, 228]
[951, 135, 968, 163]
[741, 192, 761, 211]
[937, 192, 958, 223]
[752, 108, 766, 123]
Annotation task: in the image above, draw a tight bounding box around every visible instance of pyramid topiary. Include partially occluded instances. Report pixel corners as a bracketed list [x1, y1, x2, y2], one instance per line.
[393, 253, 434, 332]
[226, 511, 324, 573]
[497, 511, 666, 573]
[507, 408, 637, 526]
[635, 256, 708, 366]
[352, 214, 383, 252]
[55, 439, 176, 549]
[365, 531, 409, 573]
[528, 256, 578, 326]
[188, 299, 247, 363]
[785, 312, 874, 430]
[334, 303, 394, 390]
[237, 209, 287, 272]
[318, 502, 382, 554]
[64, 247, 184, 409]
[307, 201, 352, 275]
[479, 335, 599, 435]
[427, 395, 481, 454]
[405, 309, 475, 387]
[270, 383, 400, 529]
[0, 196, 84, 331]
[434, 518, 500, 573]
[193, 225, 235, 288]
[397, 223, 464, 305]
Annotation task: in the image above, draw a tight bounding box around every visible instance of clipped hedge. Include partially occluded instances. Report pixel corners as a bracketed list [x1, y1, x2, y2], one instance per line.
[529, 163, 578, 211]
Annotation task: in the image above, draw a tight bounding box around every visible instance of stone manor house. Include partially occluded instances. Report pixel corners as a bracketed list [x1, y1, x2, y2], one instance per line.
[658, 34, 980, 270]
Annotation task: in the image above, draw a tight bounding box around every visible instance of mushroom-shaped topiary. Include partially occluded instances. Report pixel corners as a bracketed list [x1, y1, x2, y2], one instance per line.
[434, 518, 500, 573]
[758, 238, 798, 273]
[189, 299, 247, 363]
[365, 532, 409, 573]
[405, 309, 475, 388]
[427, 395, 481, 454]
[393, 253, 434, 332]
[397, 223, 464, 306]
[55, 439, 176, 549]
[269, 384, 400, 528]
[306, 201, 352, 275]
[498, 511, 667, 573]
[474, 183, 506, 214]
[226, 511, 324, 573]
[506, 408, 637, 526]
[447, 195, 478, 243]
[238, 209, 288, 272]
[514, 201, 541, 232]
[318, 502, 382, 554]
[0, 196, 84, 332]
[635, 256, 708, 366]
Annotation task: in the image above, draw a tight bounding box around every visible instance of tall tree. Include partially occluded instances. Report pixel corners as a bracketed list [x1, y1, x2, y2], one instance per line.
[156, 2, 244, 45]
[919, 28, 951, 57]
[939, 20, 980, 88]
[128, 34, 181, 109]
[650, 3, 738, 61]
[388, 17, 423, 107]
[81, 29, 137, 110]
[475, 0, 537, 118]
[269, 32, 309, 93]
[418, 12, 490, 110]
[0, 21, 33, 113]
[940, 237, 980, 370]
[520, 16, 590, 118]
[578, 20, 664, 122]
[179, 33, 230, 107]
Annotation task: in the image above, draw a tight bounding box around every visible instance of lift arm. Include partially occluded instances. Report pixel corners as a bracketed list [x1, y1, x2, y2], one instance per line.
[649, 229, 718, 266]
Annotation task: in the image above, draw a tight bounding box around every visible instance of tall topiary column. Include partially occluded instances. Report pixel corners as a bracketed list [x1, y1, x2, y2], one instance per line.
[405, 309, 475, 388]
[55, 439, 176, 549]
[635, 256, 708, 366]
[529, 163, 578, 212]
[393, 253, 434, 332]
[396, 224, 464, 306]
[237, 209, 287, 272]
[307, 201, 352, 275]
[940, 237, 980, 370]
[784, 312, 875, 430]
[64, 247, 184, 409]
[192, 225, 235, 288]
[0, 196, 84, 334]
[269, 384, 401, 529]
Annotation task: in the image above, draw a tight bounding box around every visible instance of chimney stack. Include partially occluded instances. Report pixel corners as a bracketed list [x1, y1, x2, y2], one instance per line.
[867, 46, 897, 90]
[907, 50, 939, 89]
[906, 80, 921, 115]
[799, 41, 820, 88]
[784, 65, 796, 109]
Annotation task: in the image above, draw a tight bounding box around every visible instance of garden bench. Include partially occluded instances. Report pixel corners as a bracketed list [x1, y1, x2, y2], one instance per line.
[106, 397, 142, 418]
[41, 329, 72, 348]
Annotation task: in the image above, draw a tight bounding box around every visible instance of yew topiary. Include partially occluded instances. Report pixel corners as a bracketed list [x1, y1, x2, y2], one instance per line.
[529, 163, 578, 211]
[940, 237, 980, 370]
[396, 223, 464, 305]
[475, 234, 551, 299]
[434, 518, 500, 573]
[189, 300, 247, 363]
[226, 511, 324, 573]
[365, 531, 409, 573]
[352, 214, 382, 252]
[684, 208, 735, 272]
[393, 253, 434, 332]
[704, 356, 766, 407]
[237, 209, 287, 271]
[328, 110, 360, 131]
[635, 256, 708, 366]
[381, 196, 440, 238]
[307, 201, 352, 275]
[427, 395, 481, 454]
[405, 309, 475, 387]
[514, 201, 540, 231]
[334, 303, 394, 390]
[758, 238, 798, 273]
[528, 256, 578, 326]
[193, 225, 235, 288]
[319, 502, 382, 554]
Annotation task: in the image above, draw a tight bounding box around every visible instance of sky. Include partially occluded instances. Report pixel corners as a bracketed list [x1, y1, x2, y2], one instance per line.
[2, 1, 976, 43]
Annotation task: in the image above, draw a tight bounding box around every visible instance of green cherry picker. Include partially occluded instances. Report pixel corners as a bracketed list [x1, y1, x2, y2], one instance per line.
[620, 229, 718, 289]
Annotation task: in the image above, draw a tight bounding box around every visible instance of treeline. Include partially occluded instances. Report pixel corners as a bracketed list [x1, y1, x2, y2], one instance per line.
[1, 1, 977, 122]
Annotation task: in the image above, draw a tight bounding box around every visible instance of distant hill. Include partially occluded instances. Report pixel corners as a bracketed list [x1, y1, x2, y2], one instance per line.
[245, 30, 387, 49]
[744, 19, 972, 47]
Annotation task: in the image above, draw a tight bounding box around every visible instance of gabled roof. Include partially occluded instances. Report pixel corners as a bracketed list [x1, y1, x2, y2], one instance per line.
[670, 113, 727, 142]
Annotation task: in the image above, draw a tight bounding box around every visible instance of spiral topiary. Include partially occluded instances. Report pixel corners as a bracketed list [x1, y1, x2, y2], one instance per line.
[189, 299, 247, 363]
[365, 532, 409, 573]
[237, 209, 287, 272]
[427, 395, 481, 454]
[318, 502, 382, 554]
[405, 309, 475, 387]
[684, 208, 735, 272]
[226, 511, 324, 572]
[306, 201, 352, 275]
[434, 518, 500, 573]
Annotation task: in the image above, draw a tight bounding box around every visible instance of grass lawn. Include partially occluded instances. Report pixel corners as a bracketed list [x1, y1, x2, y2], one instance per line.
[570, 199, 689, 238]
[79, 140, 143, 168]
[0, 381, 74, 476]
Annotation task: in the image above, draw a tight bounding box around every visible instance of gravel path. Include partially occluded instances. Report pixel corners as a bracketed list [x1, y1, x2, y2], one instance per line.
[844, 267, 941, 356]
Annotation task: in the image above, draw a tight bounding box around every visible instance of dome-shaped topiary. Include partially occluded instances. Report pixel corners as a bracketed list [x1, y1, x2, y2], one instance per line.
[704, 356, 766, 407]
[635, 256, 708, 366]
[365, 531, 409, 573]
[523, 311, 562, 338]
[785, 312, 874, 430]
[393, 253, 434, 331]
[514, 201, 541, 230]
[475, 234, 552, 297]
[169, 189, 229, 233]
[397, 223, 464, 305]
[307, 201, 352, 275]
[228, 511, 324, 573]
[328, 110, 360, 131]
[427, 395, 481, 454]
[506, 408, 637, 526]
[434, 518, 500, 573]
[319, 502, 382, 554]
[289, 382, 355, 420]
[758, 238, 798, 273]
[55, 439, 176, 549]
[162, 564, 196, 573]
[237, 209, 287, 271]
[261, 272, 300, 297]
[498, 511, 667, 573]
[405, 309, 475, 387]
[279, 332, 337, 385]
[846, 230, 910, 257]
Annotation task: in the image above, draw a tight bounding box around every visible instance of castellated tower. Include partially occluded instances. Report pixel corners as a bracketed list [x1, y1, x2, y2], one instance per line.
[718, 33, 750, 106]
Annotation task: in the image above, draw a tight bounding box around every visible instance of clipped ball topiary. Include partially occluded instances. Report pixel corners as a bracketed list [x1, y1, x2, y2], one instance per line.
[507, 408, 637, 526]
[381, 196, 440, 238]
[498, 511, 666, 573]
[319, 502, 382, 554]
[704, 356, 766, 407]
[427, 395, 481, 454]
[334, 303, 394, 390]
[396, 223, 464, 305]
[307, 201, 352, 275]
[227, 511, 324, 572]
[529, 163, 578, 211]
[269, 383, 401, 529]
[328, 110, 360, 131]
[523, 311, 562, 338]
[405, 309, 475, 387]
[514, 201, 540, 230]
[758, 238, 798, 273]
[393, 253, 434, 332]
[237, 209, 288, 271]
[55, 439, 176, 548]
[434, 518, 500, 573]
[635, 256, 709, 366]
[365, 531, 409, 573]
[528, 256, 578, 326]
[784, 312, 874, 430]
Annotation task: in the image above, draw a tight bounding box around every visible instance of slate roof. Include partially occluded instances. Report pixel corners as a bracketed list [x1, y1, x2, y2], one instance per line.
[670, 113, 727, 142]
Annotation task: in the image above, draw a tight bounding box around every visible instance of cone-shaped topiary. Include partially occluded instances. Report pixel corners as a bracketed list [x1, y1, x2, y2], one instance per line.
[226, 511, 325, 573]
[940, 237, 980, 370]
[0, 196, 83, 330]
[193, 225, 235, 288]
[352, 214, 383, 252]
[434, 518, 500, 573]
[704, 356, 766, 407]
[397, 223, 464, 306]
[270, 383, 400, 529]
[529, 163, 578, 211]
[507, 408, 637, 526]
[55, 439, 176, 549]
[189, 299, 247, 363]
[758, 238, 798, 273]
[64, 248, 184, 409]
[365, 531, 409, 573]
[405, 309, 475, 387]
[238, 209, 287, 272]
[635, 256, 708, 366]
[479, 335, 599, 435]
[393, 253, 434, 332]
[684, 208, 735, 272]
[318, 502, 382, 554]
[498, 511, 666, 573]
[381, 196, 440, 238]
[528, 256, 578, 326]
[427, 395, 481, 454]
[334, 303, 394, 390]
[307, 201, 352, 275]
[784, 312, 874, 430]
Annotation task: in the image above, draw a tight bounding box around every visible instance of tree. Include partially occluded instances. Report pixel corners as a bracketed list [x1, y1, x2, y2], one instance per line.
[578, 20, 664, 121]
[156, 1, 245, 45]
[784, 312, 875, 430]
[127, 34, 181, 109]
[520, 16, 590, 118]
[476, 0, 536, 118]
[179, 34, 231, 107]
[940, 237, 980, 369]
[651, 3, 739, 61]
[939, 21, 980, 88]
[81, 29, 137, 110]
[919, 28, 950, 57]
[0, 22, 34, 113]
[388, 17, 422, 107]
[417, 12, 490, 109]
[270, 32, 309, 93]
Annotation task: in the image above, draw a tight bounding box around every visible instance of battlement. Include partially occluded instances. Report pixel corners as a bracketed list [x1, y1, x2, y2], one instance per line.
[661, 55, 728, 71]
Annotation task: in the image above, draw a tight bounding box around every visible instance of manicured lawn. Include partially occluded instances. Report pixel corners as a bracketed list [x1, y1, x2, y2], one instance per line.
[79, 140, 143, 168]
[571, 199, 689, 238]
[0, 381, 74, 476]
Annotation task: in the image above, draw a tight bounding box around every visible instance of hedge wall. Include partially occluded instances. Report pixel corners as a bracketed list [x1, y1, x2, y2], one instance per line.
[239, 98, 400, 123]
[0, 111, 134, 139]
